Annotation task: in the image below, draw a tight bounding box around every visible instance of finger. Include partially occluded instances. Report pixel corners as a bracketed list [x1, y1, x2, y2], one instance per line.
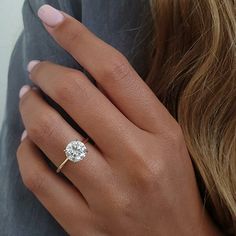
[27, 62, 141, 158]
[36, 4, 175, 133]
[17, 138, 94, 235]
[19, 86, 113, 202]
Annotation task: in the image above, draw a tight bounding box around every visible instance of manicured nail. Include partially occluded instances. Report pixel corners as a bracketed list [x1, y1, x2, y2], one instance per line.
[38, 4, 64, 27]
[21, 130, 27, 141]
[19, 85, 31, 98]
[27, 60, 40, 73]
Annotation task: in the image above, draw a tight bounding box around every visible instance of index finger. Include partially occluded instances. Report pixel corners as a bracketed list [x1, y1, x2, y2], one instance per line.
[37, 4, 176, 133]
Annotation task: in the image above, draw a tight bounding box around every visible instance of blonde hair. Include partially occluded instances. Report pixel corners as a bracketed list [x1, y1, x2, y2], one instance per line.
[146, 0, 236, 234]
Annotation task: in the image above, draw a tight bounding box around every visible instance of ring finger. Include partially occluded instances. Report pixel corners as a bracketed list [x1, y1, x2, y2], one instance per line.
[19, 86, 113, 203]
[17, 138, 94, 235]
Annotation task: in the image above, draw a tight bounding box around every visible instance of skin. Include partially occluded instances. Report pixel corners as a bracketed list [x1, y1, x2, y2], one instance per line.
[17, 7, 222, 236]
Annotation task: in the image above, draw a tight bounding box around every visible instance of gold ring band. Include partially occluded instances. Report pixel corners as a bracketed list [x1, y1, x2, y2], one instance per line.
[56, 137, 89, 173]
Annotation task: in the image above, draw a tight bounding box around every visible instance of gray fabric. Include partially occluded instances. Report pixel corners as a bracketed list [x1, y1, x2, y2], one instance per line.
[0, 0, 152, 235]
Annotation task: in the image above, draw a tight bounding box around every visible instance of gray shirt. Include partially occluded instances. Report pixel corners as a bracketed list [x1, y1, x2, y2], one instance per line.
[0, 0, 152, 235]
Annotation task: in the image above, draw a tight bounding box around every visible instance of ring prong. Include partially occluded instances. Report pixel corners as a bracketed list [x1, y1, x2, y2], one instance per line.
[57, 139, 89, 174]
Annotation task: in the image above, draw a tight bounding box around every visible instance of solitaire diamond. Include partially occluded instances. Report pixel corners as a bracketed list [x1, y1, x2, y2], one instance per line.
[64, 140, 88, 162]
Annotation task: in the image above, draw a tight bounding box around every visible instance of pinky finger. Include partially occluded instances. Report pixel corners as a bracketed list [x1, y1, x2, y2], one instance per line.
[16, 136, 93, 235]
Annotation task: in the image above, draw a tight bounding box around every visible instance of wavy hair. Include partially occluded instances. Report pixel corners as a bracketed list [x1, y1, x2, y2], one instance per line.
[146, 0, 236, 234]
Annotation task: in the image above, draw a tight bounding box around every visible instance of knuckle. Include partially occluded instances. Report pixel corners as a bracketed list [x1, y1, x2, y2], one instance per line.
[22, 169, 47, 193]
[54, 72, 90, 104]
[165, 123, 184, 145]
[124, 136, 175, 191]
[136, 163, 161, 189]
[107, 190, 133, 217]
[131, 149, 166, 190]
[53, 81, 72, 103]
[103, 54, 131, 83]
[27, 112, 57, 143]
[117, 196, 133, 219]
[65, 24, 87, 52]
[93, 220, 111, 236]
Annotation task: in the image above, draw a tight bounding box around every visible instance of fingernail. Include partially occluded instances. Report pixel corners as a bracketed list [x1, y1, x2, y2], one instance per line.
[27, 60, 40, 73]
[19, 85, 31, 98]
[21, 130, 27, 141]
[38, 4, 64, 27]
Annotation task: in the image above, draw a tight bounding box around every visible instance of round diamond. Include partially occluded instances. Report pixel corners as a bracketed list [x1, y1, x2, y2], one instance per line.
[64, 140, 88, 162]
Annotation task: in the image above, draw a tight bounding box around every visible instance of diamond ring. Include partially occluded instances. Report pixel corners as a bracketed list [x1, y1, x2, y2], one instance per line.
[56, 137, 89, 173]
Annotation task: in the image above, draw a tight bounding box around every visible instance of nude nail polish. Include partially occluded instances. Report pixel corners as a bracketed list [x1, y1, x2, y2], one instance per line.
[38, 4, 64, 27]
[27, 60, 40, 73]
[19, 85, 31, 98]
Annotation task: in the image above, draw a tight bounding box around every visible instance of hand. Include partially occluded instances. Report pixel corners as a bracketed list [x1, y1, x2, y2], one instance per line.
[17, 5, 221, 236]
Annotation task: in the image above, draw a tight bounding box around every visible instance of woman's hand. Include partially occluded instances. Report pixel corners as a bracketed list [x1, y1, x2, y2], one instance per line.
[17, 5, 221, 236]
